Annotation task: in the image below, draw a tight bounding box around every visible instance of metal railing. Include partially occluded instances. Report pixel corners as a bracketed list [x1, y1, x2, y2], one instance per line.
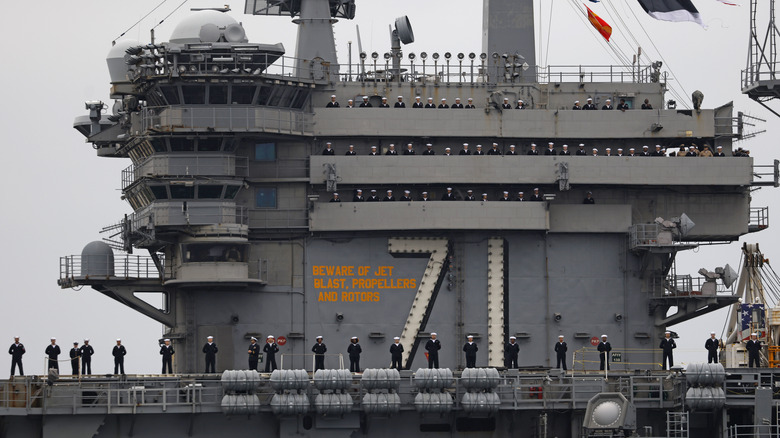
[58, 254, 165, 285]
[728, 424, 780, 438]
[749, 206, 770, 232]
[741, 66, 780, 89]
[629, 223, 663, 249]
[665, 274, 735, 296]
[122, 155, 248, 189]
[142, 106, 313, 135]
[752, 160, 780, 187]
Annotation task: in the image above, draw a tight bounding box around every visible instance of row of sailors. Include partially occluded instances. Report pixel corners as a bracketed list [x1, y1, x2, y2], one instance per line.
[323, 142, 728, 157]
[327, 95, 650, 111]
[327, 187, 591, 203]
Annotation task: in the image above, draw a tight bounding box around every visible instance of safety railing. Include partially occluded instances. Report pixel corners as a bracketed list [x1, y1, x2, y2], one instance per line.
[629, 223, 662, 249]
[728, 424, 780, 438]
[122, 155, 248, 189]
[749, 207, 770, 232]
[741, 66, 780, 90]
[58, 254, 165, 286]
[664, 274, 735, 297]
[752, 160, 780, 187]
[142, 106, 313, 135]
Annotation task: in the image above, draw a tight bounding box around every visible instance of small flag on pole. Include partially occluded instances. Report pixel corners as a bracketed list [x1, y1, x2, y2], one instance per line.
[586, 5, 613, 42]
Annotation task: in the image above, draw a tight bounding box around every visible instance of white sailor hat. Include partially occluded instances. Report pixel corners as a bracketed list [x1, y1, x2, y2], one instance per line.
[333, 193, 339, 196]
[455, 97, 461, 100]
[592, 148, 598, 152]
[548, 142, 554, 146]
[316, 335, 323, 339]
[606, 98, 611, 102]
[482, 193, 488, 196]
[386, 189, 393, 193]
[207, 336, 213, 339]
[250, 337, 257, 341]
[509, 336, 516, 340]
[427, 97, 433, 101]
[382, 96, 387, 100]
[445, 147, 451, 151]
[351, 336, 358, 340]
[407, 143, 413, 146]
[13, 336, 19, 339]
[643, 145, 649, 149]
[518, 191, 524, 195]
[404, 190, 410, 194]
[267, 335, 274, 339]
[579, 143, 585, 147]
[587, 97, 593, 101]
[629, 147, 636, 151]
[326, 141, 331, 145]
[717, 145, 723, 149]
[710, 331, 716, 335]
[518, 99, 523, 102]
[476, 144, 482, 148]
[618, 148, 623, 151]
[606, 147, 611, 151]
[558, 335, 564, 338]
[665, 331, 671, 335]
[431, 332, 437, 336]
[533, 187, 539, 191]
[330, 94, 336, 98]
[601, 334, 608, 338]
[164, 338, 171, 342]
[347, 99, 353, 102]
[397, 96, 403, 99]
[363, 95, 369, 99]
[655, 144, 662, 148]
[530, 143, 536, 147]
[370, 189, 377, 193]
[356, 189, 362, 193]
[393, 337, 400, 340]
[467, 189, 473, 193]
[467, 334, 474, 338]
[422, 191, 428, 195]
[371, 145, 377, 149]
[426, 143, 432, 147]
[116, 338, 122, 341]
[503, 97, 509, 101]
[492, 143, 498, 146]
[467, 97, 473, 101]
[574, 100, 580, 104]
[509, 144, 516, 148]
[416, 96, 421, 99]
[751, 333, 758, 336]
[447, 187, 453, 190]
[503, 191, 509, 195]
[51, 337, 56, 340]
[84, 338, 89, 342]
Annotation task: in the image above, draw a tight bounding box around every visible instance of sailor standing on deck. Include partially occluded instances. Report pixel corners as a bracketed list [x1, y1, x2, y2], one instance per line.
[505, 336, 519, 369]
[312, 336, 327, 371]
[412, 96, 423, 108]
[112, 339, 126, 375]
[390, 337, 404, 370]
[705, 332, 719, 364]
[80, 339, 93, 375]
[394, 96, 406, 108]
[326, 95, 339, 108]
[9, 336, 25, 376]
[160, 339, 174, 374]
[348, 337, 362, 372]
[746, 333, 762, 368]
[264, 335, 279, 372]
[70, 342, 81, 375]
[659, 332, 676, 370]
[425, 333, 441, 368]
[45, 338, 60, 372]
[597, 335, 611, 371]
[247, 337, 260, 371]
[203, 336, 218, 373]
[555, 336, 568, 370]
[463, 335, 478, 368]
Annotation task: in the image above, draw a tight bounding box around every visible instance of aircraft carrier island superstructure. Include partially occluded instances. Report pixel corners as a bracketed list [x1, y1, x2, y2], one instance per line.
[2, 1, 780, 437]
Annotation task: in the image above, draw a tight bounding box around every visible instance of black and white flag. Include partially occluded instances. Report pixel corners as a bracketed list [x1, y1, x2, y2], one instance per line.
[637, 0, 705, 28]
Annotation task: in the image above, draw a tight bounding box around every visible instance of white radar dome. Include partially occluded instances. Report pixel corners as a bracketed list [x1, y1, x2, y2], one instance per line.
[80, 241, 115, 278]
[106, 40, 142, 83]
[169, 10, 247, 44]
[591, 401, 622, 427]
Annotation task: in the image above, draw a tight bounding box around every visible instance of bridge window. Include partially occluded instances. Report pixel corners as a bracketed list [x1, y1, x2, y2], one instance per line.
[255, 187, 277, 208]
[182, 85, 205, 104]
[170, 184, 195, 199]
[224, 185, 241, 199]
[183, 243, 248, 263]
[209, 85, 228, 104]
[170, 137, 194, 152]
[160, 86, 180, 105]
[233, 85, 256, 104]
[149, 185, 168, 200]
[198, 185, 224, 199]
[198, 138, 222, 151]
[254, 143, 276, 161]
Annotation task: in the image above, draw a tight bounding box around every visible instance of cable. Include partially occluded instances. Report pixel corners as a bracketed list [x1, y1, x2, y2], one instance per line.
[563, 1, 631, 68]
[152, 0, 191, 30]
[113, 0, 171, 43]
[544, 0, 555, 67]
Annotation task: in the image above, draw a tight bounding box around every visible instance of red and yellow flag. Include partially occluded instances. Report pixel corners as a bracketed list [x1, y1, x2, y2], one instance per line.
[585, 5, 613, 42]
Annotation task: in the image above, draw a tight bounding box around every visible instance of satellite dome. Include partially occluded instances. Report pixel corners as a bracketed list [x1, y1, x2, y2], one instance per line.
[106, 40, 142, 83]
[169, 10, 248, 44]
[80, 241, 115, 277]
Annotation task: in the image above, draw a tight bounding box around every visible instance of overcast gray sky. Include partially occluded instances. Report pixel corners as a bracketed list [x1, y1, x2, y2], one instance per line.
[0, 0, 776, 374]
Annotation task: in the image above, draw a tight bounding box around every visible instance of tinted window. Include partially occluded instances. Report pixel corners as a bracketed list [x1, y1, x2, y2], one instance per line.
[233, 85, 256, 104]
[170, 185, 195, 199]
[209, 85, 228, 104]
[224, 185, 240, 199]
[182, 86, 206, 104]
[198, 138, 222, 151]
[160, 86, 180, 105]
[199, 185, 224, 199]
[254, 143, 276, 161]
[255, 188, 276, 208]
[169, 137, 194, 151]
[149, 186, 168, 199]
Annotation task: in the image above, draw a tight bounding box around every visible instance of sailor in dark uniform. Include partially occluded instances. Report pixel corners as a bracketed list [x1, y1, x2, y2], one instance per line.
[345, 144, 357, 155]
[451, 97, 464, 109]
[506, 145, 518, 155]
[45, 338, 60, 372]
[487, 143, 502, 155]
[400, 190, 412, 202]
[425, 333, 441, 368]
[641, 98, 653, 109]
[422, 143, 435, 155]
[527, 144, 539, 156]
[424, 97, 436, 109]
[505, 336, 519, 368]
[591, 148, 600, 157]
[348, 337, 362, 372]
[359, 96, 372, 107]
[79, 339, 94, 375]
[652, 145, 665, 157]
[390, 337, 404, 370]
[369, 146, 379, 156]
[501, 98, 512, 109]
[322, 142, 335, 155]
[474, 145, 485, 156]
[404, 143, 415, 155]
[353, 189, 365, 202]
[576, 143, 587, 155]
[412, 96, 424, 108]
[572, 100, 581, 110]
[604, 148, 613, 157]
[481, 193, 489, 202]
[326, 95, 340, 108]
[530, 188, 544, 202]
[583, 97, 597, 110]
[312, 336, 327, 371]
[112, 339, 126, 375]
[441, 187, 457, 201]
[628, 147, 637, 157]
[659, 331, 676, 370]
[515, 191, 525, 201]
[264, 335, 279, 372]
[394, 96, 406, 108]
[583, 191, 595, 204]
[438, 98, 449, 109]
[544, 142, 556, 155]
[602, 99, 614, 110]
[329, 193, 341, 203]
[465, 98, 476, 109]
[516, 99, 526, 109]
[386, 144, 398, 155]
[464, 190, 476, 201]
[443, 147, 452, 156]
[383, 190, 396, 202]
[419, 191, 430, 201]
[247, 337, 260, 371]
[641, 145, 651, 157]
[555, 335, 568, 370]
[559, 144, 571, 156]
[202, 336, 218, 373]
[379, 97, 390, 108]
[160, 339, 174, 374]
[70, 342, 81, 375]
[597, 335, 611, 370]
[9, 336, 25, 376]
[367, 190, 380, 202]
[746, 333, 762, 368]
[463, 335, 478, 368]
[499, 191, 510, 201]
[616, 148, 624, 157]
[345, 99, 354, 108]
[459, 143, 471, 155]
[705, 332, 719, 364]
[617, 98, 629, 111]
[714, 146, 726, 157]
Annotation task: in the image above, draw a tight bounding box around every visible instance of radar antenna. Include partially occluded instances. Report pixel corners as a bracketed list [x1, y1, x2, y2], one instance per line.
[742, 0, 780, 118]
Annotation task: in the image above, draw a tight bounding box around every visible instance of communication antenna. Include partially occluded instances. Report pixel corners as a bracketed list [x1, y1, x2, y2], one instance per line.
[389, 16, 415, 81]
[742, 0, 780, 118]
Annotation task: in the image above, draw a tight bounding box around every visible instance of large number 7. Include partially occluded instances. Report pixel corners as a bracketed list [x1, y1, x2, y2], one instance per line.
[389, 237, 506, 368]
